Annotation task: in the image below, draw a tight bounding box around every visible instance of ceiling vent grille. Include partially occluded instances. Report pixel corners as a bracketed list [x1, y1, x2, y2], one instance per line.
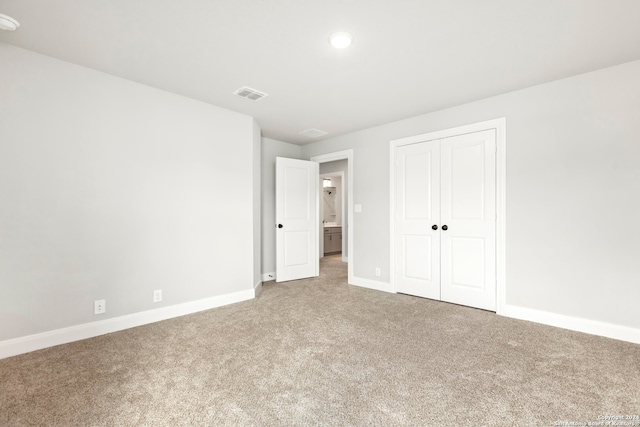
[299, 128, 328, 138]
[233, 86, 268, 101]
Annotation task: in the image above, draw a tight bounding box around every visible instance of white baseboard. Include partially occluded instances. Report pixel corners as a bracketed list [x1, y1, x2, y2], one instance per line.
[262, 272, 275, 282]
[0, 288, 255, 360]
[502, 304, 640, 345]
[254, 280, 263, 297]
[342, 255, 348, 263]
[350, 276, 393, 293]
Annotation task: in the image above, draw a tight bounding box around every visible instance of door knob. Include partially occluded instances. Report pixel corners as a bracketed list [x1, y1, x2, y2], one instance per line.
[277, 224, 283, 228]
[432, 225, 438, 230]
[442, 225, 448, 231]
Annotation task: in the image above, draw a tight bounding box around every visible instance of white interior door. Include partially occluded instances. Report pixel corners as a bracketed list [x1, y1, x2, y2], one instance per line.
[440, 130, 496, 310]
[394, 141, 441, 299]
[276, 157, 319, 282]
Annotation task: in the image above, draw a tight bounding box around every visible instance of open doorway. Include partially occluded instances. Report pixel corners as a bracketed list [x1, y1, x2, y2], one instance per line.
[320, 171, 345, 261]
[310, 150, 353, 284]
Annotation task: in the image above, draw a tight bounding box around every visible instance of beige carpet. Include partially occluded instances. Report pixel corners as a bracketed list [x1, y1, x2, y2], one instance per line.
[1, 256, 638, 426]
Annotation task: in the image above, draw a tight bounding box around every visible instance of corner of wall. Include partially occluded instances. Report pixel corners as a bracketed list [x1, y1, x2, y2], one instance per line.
[252, 120, 262, 291]
[260, 137, 304, 276]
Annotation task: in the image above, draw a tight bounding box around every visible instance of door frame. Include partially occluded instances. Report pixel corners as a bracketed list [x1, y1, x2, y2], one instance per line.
[319, 171, 346, 260]
[389, 118, 506, 314]
[310, 150, 354, 285]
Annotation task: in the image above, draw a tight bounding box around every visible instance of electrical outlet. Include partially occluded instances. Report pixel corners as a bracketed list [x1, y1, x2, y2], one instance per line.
[375, 268, 381, 277]
[153, 289, 162, 303]
[94, 299, 106, 315]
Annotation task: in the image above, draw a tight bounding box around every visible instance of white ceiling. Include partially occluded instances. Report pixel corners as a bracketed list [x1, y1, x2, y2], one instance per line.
[1, 0, 640, 145]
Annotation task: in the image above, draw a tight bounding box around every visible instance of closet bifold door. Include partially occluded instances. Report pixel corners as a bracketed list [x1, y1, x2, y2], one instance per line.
[440, 129, 497, 311]
[394, 140, 441, 299]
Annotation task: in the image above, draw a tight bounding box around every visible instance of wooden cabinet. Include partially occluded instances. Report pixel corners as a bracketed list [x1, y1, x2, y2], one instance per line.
[323, 227, 342, 254]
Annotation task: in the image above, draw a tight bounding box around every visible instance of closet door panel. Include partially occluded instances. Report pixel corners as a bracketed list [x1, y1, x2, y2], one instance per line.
[440, 130, 496, 311]
[394, 141, 441, 299]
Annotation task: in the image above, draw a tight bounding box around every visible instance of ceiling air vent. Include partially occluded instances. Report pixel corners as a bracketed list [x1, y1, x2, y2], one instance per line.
[299, 128, 328, 138]
[233, 86, 268, 101]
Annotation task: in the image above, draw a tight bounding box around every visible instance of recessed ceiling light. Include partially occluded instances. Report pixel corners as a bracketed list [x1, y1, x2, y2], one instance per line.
[329, 32, 353, 49]
[0, 14, 20, 31]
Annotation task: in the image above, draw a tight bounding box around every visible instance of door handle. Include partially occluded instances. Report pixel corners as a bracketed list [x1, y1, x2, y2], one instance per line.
[442, 225, 448, 231]
[277, 224, 283, 228]
[432, 225, 438, 230]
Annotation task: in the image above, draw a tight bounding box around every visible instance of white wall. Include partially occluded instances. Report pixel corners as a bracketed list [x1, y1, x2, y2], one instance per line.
[302, 59, 640, 331]
[260, 138, 302, 278]
[0, 44, 258, 342]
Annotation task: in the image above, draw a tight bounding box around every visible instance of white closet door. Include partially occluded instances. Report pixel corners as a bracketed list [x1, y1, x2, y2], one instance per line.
[440, 130, 496, 311]
[394, 141, 441, 299]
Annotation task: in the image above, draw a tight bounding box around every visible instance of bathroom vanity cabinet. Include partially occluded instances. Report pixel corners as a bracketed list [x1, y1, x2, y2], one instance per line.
[323, 227, 342, 254]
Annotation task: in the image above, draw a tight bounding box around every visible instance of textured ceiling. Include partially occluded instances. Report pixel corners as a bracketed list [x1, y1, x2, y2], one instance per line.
[1, 0, 640, 145]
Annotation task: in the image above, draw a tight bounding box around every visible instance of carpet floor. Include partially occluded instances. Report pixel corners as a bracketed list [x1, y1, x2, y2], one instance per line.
[1, 255, 638, 426]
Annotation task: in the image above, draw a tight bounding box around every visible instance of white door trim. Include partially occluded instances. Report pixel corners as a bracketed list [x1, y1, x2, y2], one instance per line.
[310, 149, 354, 285]
[389, 118, 506, 314]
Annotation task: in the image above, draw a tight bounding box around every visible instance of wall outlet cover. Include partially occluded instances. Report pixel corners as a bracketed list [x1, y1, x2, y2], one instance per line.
[94, 299, 106, 315]
[153, 289, 162, 303]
